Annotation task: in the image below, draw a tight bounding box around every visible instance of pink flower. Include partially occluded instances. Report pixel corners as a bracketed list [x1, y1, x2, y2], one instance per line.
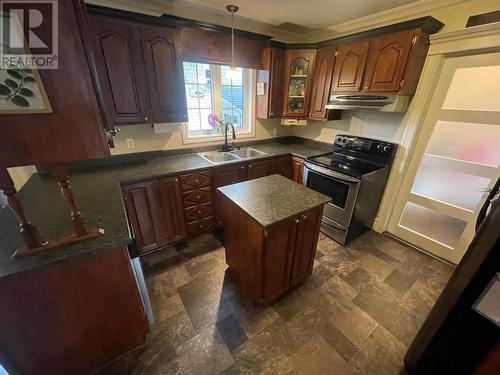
[208, 113, 219, 127]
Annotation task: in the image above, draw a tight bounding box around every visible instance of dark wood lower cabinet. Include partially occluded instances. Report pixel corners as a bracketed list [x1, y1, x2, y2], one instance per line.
[180, 172, 215, 236]
[222, 196, 324, 305]
[123, 177, 186, 254]
[158, 177, 187, 243]
[122, 181, 164, 253]
[0, 247, 148, 375]
[290, 207, 323, 287]
[247, 159, 275, 180]
[275, 156, 293, 179]
[213, 164, 248, 226]
[121, 155, 300, 254]
[292, 156, 305, 184]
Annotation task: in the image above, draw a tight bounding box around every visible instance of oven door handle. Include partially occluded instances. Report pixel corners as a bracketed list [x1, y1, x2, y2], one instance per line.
[304, 162, 360, 184]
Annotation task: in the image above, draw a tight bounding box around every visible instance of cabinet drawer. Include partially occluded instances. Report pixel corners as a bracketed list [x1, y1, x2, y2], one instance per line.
[181, 172, 212, 191]
[186, 217, 215, 236]
[182, 187, 212, 206]
[185, 203, 213, 222]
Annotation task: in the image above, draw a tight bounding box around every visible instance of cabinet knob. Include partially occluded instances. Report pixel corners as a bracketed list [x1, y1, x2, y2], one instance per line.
[198, 210, 202, 214]
[200, 224, 204, 229]
[294, 218, 300, 223]
[364, 86, 369, 90]
[270, 112, 274, 116]
[241, 166, 245, 170]
[249, 165, 252, 168]
[175, 178, 179, 182]
[144, 116, 148, 121]
[301, 215, 307, 220]
[197, 195, 200, 199]
[195, 179, 199, 183]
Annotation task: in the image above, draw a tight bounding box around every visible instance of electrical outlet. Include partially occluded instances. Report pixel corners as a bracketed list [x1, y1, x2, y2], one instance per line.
[273, 128, 278, 136]
[126, 138, 135, 149]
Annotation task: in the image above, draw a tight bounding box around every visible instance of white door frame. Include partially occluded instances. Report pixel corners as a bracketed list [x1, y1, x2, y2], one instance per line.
[382, 23, 500, 264]
[375, 22, 500, 234]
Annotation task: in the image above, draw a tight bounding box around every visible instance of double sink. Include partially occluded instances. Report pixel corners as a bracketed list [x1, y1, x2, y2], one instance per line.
[198, 148, 267, 164]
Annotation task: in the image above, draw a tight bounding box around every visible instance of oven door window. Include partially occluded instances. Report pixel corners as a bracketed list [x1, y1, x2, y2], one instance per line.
[307, 172, 351, 209]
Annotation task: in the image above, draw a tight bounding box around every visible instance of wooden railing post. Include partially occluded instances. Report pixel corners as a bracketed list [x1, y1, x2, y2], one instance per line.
[0, 168, 45, 249]
[51, 164, 88, 237]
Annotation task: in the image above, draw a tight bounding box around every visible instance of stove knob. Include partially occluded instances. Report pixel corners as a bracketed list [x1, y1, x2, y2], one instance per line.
[376, 144, 383, 151]
[383, 145, 391, 153]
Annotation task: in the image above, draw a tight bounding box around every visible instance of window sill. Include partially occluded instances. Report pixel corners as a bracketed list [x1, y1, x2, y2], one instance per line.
[181, 129, 256, 145]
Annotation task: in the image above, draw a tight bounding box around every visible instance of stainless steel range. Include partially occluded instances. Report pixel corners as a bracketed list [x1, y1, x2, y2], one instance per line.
[303, 135, 397, 244]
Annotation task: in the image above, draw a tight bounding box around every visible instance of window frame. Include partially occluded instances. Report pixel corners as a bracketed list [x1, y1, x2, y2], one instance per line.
[181, 63, 256, 144]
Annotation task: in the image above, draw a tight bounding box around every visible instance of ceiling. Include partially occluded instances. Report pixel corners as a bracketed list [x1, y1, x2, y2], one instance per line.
[178, 0, 420, 30]
[87, 0, 463, 42]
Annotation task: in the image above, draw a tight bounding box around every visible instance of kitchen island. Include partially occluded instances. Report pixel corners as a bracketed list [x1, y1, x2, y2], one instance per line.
[218, 174, 331, 305]
[0, 138, 329, 374]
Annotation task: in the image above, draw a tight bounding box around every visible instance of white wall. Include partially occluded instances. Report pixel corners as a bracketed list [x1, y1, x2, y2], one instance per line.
[291, 112, 407, 144]
[0, 166, 36, 208]
[110, 118, 290, 155]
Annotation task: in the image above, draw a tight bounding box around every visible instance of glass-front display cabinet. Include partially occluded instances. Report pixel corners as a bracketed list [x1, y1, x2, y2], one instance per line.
[282, 50, 316, 118]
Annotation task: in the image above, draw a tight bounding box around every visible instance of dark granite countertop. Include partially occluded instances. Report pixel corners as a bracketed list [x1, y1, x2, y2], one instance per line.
[0, 138, 330, 280]
[218, 174, 331, 228]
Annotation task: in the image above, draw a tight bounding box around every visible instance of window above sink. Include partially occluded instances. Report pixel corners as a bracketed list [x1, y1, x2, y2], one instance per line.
[181, 62, 256, 144]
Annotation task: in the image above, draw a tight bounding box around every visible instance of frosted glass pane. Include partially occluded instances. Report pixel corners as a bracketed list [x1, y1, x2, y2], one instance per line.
[442, 66, 500, 112]
[426, 121, 500, 166]
[400, 202, 467, 248]
[412, 165, 490, 210]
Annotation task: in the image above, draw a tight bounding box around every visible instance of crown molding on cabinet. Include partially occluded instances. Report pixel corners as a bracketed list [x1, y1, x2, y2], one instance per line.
[301, 0, 465, 42]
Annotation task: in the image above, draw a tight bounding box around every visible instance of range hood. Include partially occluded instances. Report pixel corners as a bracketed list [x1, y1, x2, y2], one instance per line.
[325, 94, 410, 112]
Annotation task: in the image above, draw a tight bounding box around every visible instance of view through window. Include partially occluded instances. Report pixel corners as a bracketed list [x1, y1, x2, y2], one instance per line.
[182, 62, 253, 140]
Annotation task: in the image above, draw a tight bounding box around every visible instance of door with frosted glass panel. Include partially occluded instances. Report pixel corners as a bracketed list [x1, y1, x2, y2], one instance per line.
[389, 52, 500, 264]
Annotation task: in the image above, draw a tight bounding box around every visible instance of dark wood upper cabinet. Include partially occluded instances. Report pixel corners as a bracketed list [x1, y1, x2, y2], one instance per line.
[362, 30, 417, 93]
[140, 24, 188, 123]
[0, 0, 110, 168]
[331, 40, 370, 93]
[158, 176, 187, 243]
[282, 49, 316, 118]
[256, 47, 286, 119]
[309, 46, 340, 121]
[89, 15, 150, 125]
[248, 159, 275, 180]
[89, 17, 187, 126]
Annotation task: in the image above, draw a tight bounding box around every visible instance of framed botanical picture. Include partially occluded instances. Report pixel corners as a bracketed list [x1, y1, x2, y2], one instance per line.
[0, 13, 52, 114]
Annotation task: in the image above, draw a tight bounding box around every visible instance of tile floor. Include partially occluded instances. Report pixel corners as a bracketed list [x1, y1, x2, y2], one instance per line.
[98, 230, 454, 375]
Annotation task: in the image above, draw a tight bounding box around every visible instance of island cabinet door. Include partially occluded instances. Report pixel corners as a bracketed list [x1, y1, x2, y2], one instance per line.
[247, 159, 276, 180]
[274, 156, 293, 180]
[261, 218, 299, 303]
[213, 164, 248, 225]
[122, 181, 165, 254]
[290, 206, 323, 287]
[139, 24, 188, 123]
[158, 176, 187, 243]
